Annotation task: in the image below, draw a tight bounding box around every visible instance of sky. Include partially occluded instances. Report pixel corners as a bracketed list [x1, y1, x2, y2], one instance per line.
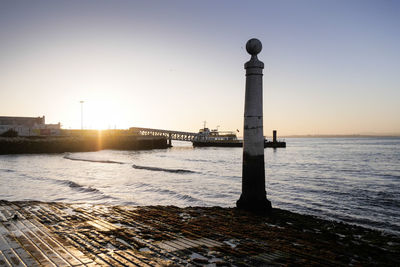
[0, 0, 399, 136]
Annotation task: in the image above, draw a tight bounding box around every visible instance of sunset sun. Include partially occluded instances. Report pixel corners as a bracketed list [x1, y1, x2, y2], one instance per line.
[82, 100, 119, 130]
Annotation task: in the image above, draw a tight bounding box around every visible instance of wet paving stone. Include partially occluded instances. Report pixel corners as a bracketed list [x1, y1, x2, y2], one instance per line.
[0, 200, 399, 266]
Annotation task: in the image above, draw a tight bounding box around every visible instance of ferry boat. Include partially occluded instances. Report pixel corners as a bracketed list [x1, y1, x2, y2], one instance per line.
[192, 127, 242, 147]
[192, 126, 286, 148]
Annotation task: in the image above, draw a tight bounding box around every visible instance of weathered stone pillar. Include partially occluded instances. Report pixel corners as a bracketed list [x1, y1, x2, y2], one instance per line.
[237, 38, 272, 214]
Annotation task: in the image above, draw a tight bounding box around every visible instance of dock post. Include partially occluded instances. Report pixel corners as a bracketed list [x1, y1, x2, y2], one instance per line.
[237, 38, 272, 214]
[168, 133, 172, 146]
[273, 130, 277, 143]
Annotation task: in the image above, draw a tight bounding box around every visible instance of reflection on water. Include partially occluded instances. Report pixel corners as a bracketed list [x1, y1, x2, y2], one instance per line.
[1, 138, 399, 235]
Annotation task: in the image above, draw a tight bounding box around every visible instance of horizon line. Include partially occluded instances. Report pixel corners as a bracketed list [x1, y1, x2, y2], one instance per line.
[274, 134, 400, 138]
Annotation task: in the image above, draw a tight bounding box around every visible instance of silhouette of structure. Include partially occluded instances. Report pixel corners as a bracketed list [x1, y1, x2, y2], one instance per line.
[130, 127, 197, 146]
[237, 39, 272, 214]
[265, 130, 286, 148]
[80, 101, 84, 130]
[0, 116, 60, 136]
[131, 126, 286, 148]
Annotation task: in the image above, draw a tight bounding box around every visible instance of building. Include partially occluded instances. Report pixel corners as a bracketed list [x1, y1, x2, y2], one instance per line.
[0, 116, 61, 136]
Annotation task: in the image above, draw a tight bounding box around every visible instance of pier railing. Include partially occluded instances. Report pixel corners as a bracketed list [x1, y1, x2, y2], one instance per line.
[129, 127, 197, 143]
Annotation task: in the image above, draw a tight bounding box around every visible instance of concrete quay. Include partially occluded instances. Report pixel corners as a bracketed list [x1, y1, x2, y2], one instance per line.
[0, 135, 168, 155]
[0, 200, 399, 266]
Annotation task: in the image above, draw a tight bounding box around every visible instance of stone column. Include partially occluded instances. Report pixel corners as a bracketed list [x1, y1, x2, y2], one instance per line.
[237, 38, 272, 214]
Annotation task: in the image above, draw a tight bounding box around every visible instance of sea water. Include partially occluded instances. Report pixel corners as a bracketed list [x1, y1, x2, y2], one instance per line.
[0, 137, 399, 235]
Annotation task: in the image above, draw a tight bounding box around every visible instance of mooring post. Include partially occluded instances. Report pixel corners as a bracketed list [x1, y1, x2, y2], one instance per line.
[168, 133, 172, 146]
[237, 38, 272, 214]
[273, 130, 277, 143]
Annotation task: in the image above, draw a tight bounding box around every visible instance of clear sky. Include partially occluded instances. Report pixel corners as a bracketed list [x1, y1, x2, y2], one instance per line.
[1, 0, 399, 135]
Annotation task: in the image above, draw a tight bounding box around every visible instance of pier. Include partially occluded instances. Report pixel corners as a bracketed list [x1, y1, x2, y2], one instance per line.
[130, 127, 287, 148]
[130, 127, 198, 145]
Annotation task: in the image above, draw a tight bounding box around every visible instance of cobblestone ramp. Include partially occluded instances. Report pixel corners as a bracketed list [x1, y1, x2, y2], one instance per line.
[0, 201, 297, 266]
[1, 200, 399, 266]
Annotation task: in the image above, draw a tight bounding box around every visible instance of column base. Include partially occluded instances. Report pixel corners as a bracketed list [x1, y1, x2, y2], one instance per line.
[236, 196, 272, 215]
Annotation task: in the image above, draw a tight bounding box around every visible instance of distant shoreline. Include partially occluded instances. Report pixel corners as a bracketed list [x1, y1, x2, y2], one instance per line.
[267, 134, 400, 138]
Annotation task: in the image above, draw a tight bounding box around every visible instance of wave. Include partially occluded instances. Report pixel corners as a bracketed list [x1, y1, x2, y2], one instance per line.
[134, 182, 201, 203]
[3, 169, 117, 201]
[21, 171, 114, 197]
[57, 180, 102, 194]
[157, 188, 199, 202]
[377, 173, 400, 180]
[0, 169, 15, 173]
[184, 158, 227, 164]
[132, 164, 195, 174]
[63, 154, 124, 164]
[52, 179, 118, 200]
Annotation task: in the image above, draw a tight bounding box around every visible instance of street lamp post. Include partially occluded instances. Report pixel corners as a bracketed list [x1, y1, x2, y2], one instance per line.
[80, 101, 84, 130]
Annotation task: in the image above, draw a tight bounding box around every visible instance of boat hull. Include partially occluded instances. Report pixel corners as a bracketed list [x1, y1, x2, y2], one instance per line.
[192, 140, 286, 148]
[264, 141, 286, 148]
[192, 141, 242, 147]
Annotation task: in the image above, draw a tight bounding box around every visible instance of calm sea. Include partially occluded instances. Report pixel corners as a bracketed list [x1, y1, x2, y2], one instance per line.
[1, 137, 399, 235]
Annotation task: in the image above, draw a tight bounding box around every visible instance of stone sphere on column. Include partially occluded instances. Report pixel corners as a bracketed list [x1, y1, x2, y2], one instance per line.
[246, 38, 262, 56]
